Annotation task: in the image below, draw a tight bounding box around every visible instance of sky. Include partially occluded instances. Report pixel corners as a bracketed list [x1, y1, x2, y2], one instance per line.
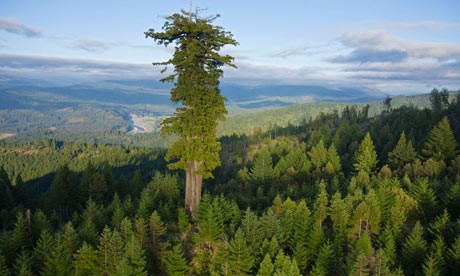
[1, 0, 460, 94]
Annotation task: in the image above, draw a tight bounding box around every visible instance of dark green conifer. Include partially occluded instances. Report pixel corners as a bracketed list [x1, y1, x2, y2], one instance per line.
[402, 222, 427, 275]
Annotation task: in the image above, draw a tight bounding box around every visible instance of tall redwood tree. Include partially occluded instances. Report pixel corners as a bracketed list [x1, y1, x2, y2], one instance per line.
[145, 11, 237, 214]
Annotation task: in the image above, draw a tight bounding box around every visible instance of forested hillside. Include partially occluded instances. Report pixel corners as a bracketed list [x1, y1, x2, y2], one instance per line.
[0, 90, 459, 275]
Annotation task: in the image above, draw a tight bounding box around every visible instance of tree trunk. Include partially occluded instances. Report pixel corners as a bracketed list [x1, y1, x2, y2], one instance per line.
[185, 161, 203, 215]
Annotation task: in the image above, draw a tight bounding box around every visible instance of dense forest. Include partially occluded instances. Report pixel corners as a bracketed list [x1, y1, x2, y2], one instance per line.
[0, 89, 459, 275]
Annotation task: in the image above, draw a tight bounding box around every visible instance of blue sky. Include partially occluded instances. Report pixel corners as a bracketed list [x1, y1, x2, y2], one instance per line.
[1, 0, 459, 94]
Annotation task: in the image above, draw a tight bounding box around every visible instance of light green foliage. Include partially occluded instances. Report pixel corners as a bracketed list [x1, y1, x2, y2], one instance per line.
[311, 241, 335, 276]
[257, 254, 274, 276]
[241, 208, 261, 255]
[73, 243, 100, 276]
[164, 244, 188, 276]
[195, 194, 225, 246]
[228, 228, 254, 275]
[260, 208, 279, 240]
[388, 131, 417, 170]
[423, 116, 458, 161]
[313, 182, 329, 226]
[354, 132, 378, 173]
[309, 140, 328, 172]
[273, 250, 301, 276]
[122, 235, 147, 276]
[138, 173, 180, 220]
[250, 147, 276, 185]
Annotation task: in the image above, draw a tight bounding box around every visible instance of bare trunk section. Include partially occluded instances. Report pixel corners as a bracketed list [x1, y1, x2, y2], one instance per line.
[185, 161, 203, 215]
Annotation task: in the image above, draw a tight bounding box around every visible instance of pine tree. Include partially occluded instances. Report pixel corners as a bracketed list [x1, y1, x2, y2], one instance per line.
[195, 194, 224, 246]
[12, 212, 30, 253]
[73, 242, 101, 276]
[98, 227, 112, 275]
[250, 147, 276, 185]
[42, 235, 73, 276]
[149, 211, 167, 273]
[309, 140, 328, 172]
[228, 228, 254, 275]
[447, 236, 460, 274]
[145, 10, 238, 214]
[123, 235, 147, 276]
[423, 116, 458, 162]
[164, 244, 188, 276]
[402, 222, 427, 275]
[273, 250, 301, 276]
[353, 132, 378, 173]
[257, 254, 274, 276]
[13, 250, 32, 276]
[241, 208, 261, 255]
[311, 241, 334, 276]
[388, 131, 417, 170]
[0, 254, 9, 276]
[33, 230, 54, 274]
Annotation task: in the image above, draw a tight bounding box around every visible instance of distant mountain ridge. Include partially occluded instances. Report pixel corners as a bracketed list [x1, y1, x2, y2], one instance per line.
[0, 75, 387, 112]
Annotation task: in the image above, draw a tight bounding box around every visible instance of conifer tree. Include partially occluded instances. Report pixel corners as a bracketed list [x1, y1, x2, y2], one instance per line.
[123, 235, 147, 276]
[228, 228, 254, 275]
[241, 208, 261, 255]
[13, 250, 32, 276]
[0, 254, 9, 276]
[309, 140, 328, 172]
[250, 148, 276, 185]
[73, 242, 101, 276]
[402, 222, 427, 275]
[423, 116, 458, 162]
[33, 230, 54, 274]
[311, 241, 334, 276]
[353, 132, 378, 173]
[145, 9, 237, 214]
[257, 254, 274, 276]
[388, 131, 417, 170]
[12, 212, 30, 253]
[447, 236, 460, 274]
[149, 211, 167, 272]
[164, 244, 188, 276]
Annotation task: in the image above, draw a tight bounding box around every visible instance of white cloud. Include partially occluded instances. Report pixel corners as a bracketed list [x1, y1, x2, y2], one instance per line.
[0, 18, 43, 37]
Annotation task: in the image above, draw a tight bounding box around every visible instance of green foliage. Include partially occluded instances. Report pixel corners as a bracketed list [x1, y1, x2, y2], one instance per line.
[0, 254, 9, 276]
[257, 254, 274, 276]
[250, 147, 276, 185]
[402, 222, 427, 275]
[13, 250, 32, 276]
[145, 11, 237, 179]
[423, 116, 458, 162]
[388, 131, 417, 170]
[353, 132, 378, 173]
[73, 242, 100, 276]
[195, 194, 224, 246]
[228, 228, 254, 275]
[164, 244, 188, 276]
